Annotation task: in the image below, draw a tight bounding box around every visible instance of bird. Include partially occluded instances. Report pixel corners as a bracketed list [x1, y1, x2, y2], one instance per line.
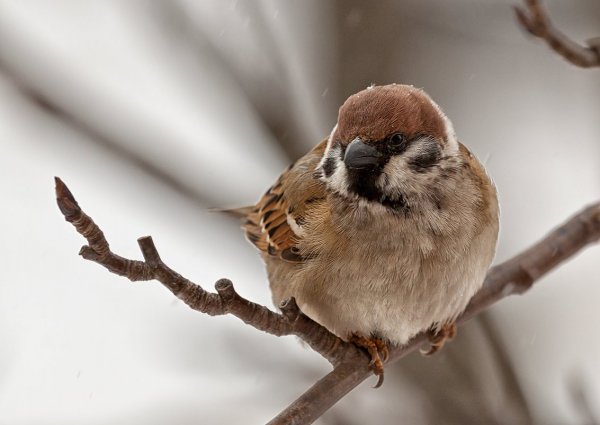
[239, 84, 499, 386]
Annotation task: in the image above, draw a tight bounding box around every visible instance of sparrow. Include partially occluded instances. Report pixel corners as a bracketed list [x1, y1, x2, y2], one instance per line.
[240, 84, 499, 385]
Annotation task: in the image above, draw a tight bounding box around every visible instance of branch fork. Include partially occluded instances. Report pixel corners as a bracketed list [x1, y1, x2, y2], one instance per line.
[55, 177, 600, 424]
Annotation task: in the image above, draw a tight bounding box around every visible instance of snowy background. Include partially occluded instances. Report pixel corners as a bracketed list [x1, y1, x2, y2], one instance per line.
[0, 1, 599, 424]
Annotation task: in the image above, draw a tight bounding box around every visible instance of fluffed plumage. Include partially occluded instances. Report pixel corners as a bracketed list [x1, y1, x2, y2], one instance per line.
[241, 84, 499, 379]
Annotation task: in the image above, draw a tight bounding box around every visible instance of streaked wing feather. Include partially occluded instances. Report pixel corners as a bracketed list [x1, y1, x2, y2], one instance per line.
[244, 139, 328, 262]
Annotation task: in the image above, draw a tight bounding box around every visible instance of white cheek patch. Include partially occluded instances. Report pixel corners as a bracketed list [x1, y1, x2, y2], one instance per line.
[377, 138, 445, 198]
[328, 157, 350, 197]
[319, 144, 351, 198]
[315, 123, 356, 200]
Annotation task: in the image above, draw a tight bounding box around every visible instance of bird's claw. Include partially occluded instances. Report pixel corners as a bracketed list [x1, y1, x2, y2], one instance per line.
[349, 334, 389, 388]
[421, 322, 457, 356]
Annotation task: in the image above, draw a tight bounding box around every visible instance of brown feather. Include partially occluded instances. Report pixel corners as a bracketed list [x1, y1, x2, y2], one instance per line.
[335, 85, 447, 147]
[243, 139, 328, 262]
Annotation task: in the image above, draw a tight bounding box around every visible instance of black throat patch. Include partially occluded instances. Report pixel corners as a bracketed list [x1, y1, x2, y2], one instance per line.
[346, 168, 408, 213]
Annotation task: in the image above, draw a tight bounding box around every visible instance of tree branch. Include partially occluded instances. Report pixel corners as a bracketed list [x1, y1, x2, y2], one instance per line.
[55, 177, 600, 425]
[55, 177, 358, 367]
[514, 0, 600, 68]
[269, 202, 600, 424]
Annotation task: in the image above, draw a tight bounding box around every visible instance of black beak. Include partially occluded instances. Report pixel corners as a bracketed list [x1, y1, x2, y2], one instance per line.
[343, 138, 384, 171]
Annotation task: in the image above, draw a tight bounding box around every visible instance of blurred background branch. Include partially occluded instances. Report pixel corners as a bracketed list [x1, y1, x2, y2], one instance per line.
[514, 0, 600, 68]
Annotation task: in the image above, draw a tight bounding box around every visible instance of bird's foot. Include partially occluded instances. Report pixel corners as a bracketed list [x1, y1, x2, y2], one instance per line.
[349, 334, 389, 388]
[421, 322, 457, 356]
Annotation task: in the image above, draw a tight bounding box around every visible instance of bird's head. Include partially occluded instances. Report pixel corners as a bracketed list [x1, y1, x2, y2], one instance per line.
[318, 84, 461, 213]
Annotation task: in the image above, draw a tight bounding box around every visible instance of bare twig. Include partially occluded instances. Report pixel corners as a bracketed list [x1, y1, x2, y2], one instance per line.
[55, 177, 357, 367]
[514, 0, 600, 68]
[55, 177, 600, 425]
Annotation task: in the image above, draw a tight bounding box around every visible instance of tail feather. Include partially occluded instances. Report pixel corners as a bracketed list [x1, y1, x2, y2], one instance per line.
[210, 206, 267, 252]
[208, 206, 254, 219]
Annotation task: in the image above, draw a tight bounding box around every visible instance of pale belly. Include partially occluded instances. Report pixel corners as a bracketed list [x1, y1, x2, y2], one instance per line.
[298, 260, 485, 345]
[267, 227, 495, 346]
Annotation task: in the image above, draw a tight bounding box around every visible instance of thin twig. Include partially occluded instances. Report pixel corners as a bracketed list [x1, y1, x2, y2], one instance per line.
[55, 177, 600, 425]
[514, 0, 600, 68]
[55, 177, 358, 367]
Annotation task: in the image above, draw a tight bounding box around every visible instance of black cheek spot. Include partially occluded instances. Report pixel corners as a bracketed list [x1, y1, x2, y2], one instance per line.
[408, 146, 441, 173]
[322, 156, 336, 178]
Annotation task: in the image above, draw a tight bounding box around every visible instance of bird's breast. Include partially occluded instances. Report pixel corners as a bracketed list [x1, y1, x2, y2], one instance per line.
[267, 204, 496, 345]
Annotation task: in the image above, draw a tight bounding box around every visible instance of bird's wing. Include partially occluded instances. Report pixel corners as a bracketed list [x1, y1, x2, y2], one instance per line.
[244, 139, 328, 262]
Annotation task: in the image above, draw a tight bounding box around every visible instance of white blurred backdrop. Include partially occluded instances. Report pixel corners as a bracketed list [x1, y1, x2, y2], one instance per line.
[0, 1, 598, 424]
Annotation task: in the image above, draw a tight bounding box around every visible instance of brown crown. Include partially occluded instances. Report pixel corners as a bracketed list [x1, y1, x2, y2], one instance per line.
[334, 84, 447, 145]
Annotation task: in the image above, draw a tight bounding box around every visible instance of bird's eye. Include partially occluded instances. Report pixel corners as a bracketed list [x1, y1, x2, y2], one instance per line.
[388, 133, 406, 151]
